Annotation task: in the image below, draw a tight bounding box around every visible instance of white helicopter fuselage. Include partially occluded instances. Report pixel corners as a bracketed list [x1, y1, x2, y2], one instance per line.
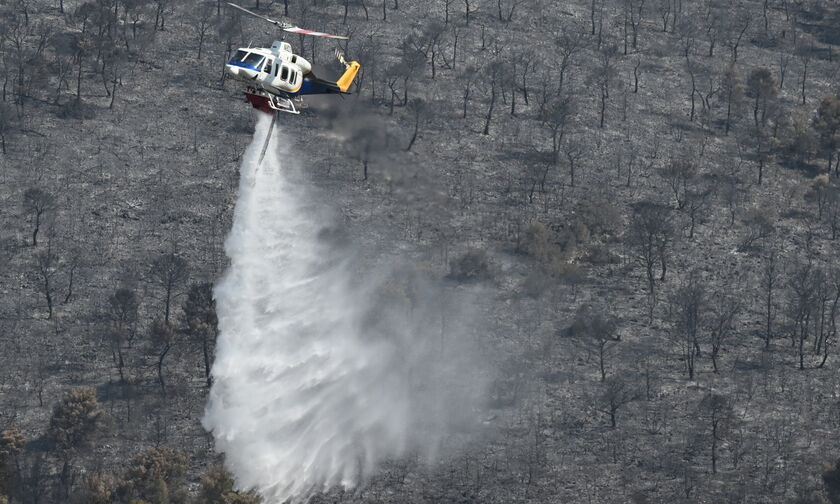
[222, 3, 357, 115]
[225, 41, 311, 95]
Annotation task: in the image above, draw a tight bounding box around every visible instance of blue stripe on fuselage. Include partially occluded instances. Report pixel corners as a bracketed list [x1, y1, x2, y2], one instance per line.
[290, 76, 336, 97]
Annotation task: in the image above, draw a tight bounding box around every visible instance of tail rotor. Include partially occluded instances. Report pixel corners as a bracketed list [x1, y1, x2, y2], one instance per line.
[334, 48, 349, 68]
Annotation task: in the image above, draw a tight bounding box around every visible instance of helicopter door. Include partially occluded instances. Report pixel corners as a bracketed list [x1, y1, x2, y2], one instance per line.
[262, 58, 274, 75]
[261, 58, 279, 90]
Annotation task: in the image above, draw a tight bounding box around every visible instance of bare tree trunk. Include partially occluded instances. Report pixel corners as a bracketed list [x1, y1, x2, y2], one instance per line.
[483, 77, 496, 135]
[462, 82, 470, 118]
[800, 55, 809, 105]
[598, 343, 606, 381]
[599, 85, 607, 128]
[634, 57, 640, 92]
[158, 344, 171, 396]
[32, 211, 42, 246]
[164, 284, 172, 323]
[76, 55, 83, 103]
[406, 114, 420, 151]
[203, 336, 212, 387]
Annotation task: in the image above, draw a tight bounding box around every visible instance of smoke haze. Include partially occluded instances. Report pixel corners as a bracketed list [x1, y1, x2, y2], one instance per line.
[203, 114, 486, 503]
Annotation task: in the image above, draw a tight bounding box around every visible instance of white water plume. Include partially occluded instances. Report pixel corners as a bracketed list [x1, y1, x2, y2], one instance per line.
[203, 114, 485, 503]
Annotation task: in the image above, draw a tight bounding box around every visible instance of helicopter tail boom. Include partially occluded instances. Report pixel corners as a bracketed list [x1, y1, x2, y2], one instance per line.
[335, 61, 361, 93]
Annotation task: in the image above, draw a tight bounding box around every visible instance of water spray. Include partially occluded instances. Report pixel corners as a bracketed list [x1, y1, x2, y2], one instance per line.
[203, 114, 485, 503]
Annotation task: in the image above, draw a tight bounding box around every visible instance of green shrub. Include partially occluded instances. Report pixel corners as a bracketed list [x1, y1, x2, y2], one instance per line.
[522, 270, 552, 298]
[449, 249, 490, 281]
[584, 244, 619, 265]
[519, 221, 567, 268]
[519, 222, 553, 259]
[76, 472, 120, 504]
[578, 198, 622, 237]
[197, 465, 262, 504]
[49, 388, 107, 457]
[121, 447, 188, 504]
[555, 226, 580, 255]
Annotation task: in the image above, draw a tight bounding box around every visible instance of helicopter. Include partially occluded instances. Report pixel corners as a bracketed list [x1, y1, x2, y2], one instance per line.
[224, 2, 361, 117]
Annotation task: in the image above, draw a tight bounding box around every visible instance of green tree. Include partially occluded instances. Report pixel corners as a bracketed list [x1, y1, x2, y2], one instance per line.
[659, 159, 697, 209]
[149, 319, 179, 396]
[0, 103, 14, 154]
[196, 465, 262, 504]
[76, 471, 120, 504]
[698, 393, 735, 474]
[707, 293, 740, 373]
[519, 221, 565, 270]
[752, 126, 778, 185]
[74, 34, 95, 104]
[670, 272, 705, 380]
[149, 253, 189, 325]
[0, 429, 25, 498]
[720, 62, 743, 135]
[598, 375, 639, 428]
[405, 98, 426, 152]
[784, 111, 818, 167]
[108, 287, 139, 382]
[22, 188, 55, 247]
[109, 288, 139, 333]
[823, 458, 840, 503]
[49, 388, 106, 456]
[449, 249, 490, 281]
[746, 68, 777, 128]
[540, 94, 575, 162]
[567, 306, 619, 381]
[48, 388, 107, 497]
[626, 202, 673, 304]
[182, 283, 218, 388]
[121, 446, 188, 504]
[814, 94, 840, 173]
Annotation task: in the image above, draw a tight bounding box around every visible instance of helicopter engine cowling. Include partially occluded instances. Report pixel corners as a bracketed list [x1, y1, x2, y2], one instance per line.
[284, 54, 311, 74]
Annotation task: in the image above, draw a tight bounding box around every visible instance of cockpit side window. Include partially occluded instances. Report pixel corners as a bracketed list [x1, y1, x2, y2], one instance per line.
[263, 58, 273, 73]
[280, 66, 289, 81]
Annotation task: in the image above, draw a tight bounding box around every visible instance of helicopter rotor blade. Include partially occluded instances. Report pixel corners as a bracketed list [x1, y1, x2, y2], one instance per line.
[226, 3, 287, 27]
[282, 26, 348, 40]
[226, 2, 349, 40]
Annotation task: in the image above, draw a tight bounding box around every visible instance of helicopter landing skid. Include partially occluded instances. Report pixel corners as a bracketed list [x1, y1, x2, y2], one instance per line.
[267, 95, 299, 114]
[244, 89, 301, 115]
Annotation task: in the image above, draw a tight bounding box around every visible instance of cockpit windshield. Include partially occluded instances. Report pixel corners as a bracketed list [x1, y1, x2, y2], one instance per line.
[243, 53, 265, 67]
[228, 50, 265, 71]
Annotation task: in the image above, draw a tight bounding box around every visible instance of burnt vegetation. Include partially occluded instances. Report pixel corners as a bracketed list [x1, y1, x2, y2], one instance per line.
[2, 0, 840, 502]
